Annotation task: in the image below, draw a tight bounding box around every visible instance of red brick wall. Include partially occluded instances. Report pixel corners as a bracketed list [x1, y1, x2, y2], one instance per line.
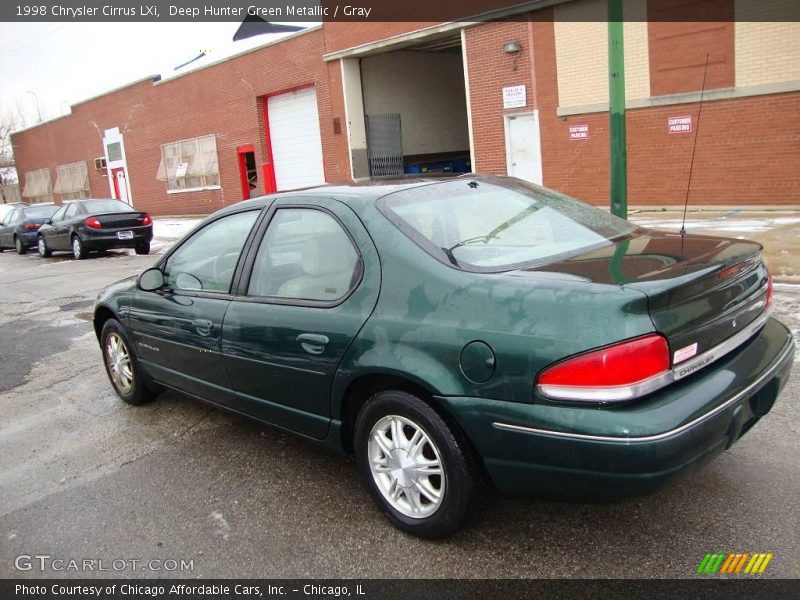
[463, 21, 536, 174]
[647, 0, 735, 96]
[12, 28, 351, 216]
[12, 17, 800, 214]
[465, 10, 799, 206]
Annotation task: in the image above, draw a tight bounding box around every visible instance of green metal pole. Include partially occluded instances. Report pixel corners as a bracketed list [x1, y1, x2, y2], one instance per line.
[608, 0, 627, 219]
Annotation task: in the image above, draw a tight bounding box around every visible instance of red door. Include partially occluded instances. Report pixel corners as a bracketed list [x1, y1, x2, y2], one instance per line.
[111, 167, 130, 205]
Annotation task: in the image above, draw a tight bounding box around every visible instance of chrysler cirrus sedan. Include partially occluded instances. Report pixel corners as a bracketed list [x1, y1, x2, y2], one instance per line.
[92, 175, 794, 538]
[38, 198, 152, 260]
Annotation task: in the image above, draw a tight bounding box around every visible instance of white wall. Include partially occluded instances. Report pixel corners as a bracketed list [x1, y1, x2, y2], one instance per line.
[360, 51, 470, 156]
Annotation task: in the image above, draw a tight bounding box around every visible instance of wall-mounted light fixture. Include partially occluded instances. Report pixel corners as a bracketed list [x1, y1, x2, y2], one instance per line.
[503, 40, 522, 71]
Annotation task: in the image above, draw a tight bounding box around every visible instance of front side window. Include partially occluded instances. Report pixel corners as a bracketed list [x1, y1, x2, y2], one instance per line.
[156, 134, 220, 192]
[165, 211, 259, 293]
[248, 209, 360, 302]
[64, 203, 78, 220]
[54, 162, 90, 201]
[380, 178, 638, 271]
[50, 206, 67, 222]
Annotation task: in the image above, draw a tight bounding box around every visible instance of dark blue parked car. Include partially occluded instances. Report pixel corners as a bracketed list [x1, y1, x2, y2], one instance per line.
[0, 203, 58, 254]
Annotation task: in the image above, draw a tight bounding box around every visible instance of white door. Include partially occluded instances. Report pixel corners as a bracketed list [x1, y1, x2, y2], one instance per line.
[505, 112, 543, 185]
[267, 87, 326, 191]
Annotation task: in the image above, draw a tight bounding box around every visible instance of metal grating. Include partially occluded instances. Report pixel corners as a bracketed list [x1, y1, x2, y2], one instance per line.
[365, 113, 404, 177]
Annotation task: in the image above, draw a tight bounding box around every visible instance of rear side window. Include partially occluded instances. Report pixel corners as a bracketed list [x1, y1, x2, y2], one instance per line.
[247, 208, 360, 302]
[64, 203, 78, 220]
[165, 210, 259, 293]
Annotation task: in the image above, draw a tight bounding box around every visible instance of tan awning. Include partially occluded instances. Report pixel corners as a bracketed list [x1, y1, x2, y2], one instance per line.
[53, 161, 89, 194]
[157, 135, 218, 181]
[22, 168, 52, 198]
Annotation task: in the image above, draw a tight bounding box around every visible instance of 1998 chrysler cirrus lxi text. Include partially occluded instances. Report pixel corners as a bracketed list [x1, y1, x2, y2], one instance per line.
[93, 176, 794, 538]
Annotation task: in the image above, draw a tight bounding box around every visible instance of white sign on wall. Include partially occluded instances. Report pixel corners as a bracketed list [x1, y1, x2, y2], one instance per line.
[502, 85, 527, 109]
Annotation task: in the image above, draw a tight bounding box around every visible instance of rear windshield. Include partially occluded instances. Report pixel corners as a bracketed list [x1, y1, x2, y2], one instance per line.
[82, 200, 134, 213]
[379, 178, 638, 271]
[23, 205, 58, 219]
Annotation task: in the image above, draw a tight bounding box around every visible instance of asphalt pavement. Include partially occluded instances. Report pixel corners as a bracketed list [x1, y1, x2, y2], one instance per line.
[0, 242, 798, 579]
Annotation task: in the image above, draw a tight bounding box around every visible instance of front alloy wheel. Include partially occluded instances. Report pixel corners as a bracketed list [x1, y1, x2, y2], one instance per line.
[355, 390, 477, 538]
[100, 318, 159, 405]
[105, 332, 133, 394]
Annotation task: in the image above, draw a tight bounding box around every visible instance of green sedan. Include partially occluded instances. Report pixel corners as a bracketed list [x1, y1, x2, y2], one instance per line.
[93, 175, 794, 538]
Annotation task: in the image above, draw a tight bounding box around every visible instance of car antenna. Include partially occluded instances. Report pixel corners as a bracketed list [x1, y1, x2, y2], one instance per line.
[680, 53, 710, 237]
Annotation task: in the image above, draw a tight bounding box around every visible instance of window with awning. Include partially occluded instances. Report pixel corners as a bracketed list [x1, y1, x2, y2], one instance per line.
[54, 161, 90, 200]
[22, 168, 54, 203]
[156, 134, 220, 192]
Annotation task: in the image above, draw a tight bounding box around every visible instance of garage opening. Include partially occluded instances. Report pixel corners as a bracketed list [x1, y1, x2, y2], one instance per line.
[355, 35, 471, 178]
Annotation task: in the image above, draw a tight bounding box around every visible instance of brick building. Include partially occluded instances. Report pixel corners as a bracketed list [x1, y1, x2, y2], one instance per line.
[10, 0, 800, 215]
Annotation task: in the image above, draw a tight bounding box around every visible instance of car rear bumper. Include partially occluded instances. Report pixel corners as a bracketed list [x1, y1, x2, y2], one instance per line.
[19, 232, 38, 245]
[82, 228, 152, 250]
[437, 317, 795, 497]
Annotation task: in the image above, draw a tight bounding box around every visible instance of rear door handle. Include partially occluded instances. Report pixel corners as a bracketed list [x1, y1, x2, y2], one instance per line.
[193, 319, 213, 336]
[297, 333, 329, 355]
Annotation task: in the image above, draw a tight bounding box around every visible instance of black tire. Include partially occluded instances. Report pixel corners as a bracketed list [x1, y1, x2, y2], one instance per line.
[14, 236, 27, 255]
[354, 390, 477, 539]
[37, 236, 52, 258]
[72, 235, 88, 260]
[135, 241, 150, 255]
[100, 318, 160, 405]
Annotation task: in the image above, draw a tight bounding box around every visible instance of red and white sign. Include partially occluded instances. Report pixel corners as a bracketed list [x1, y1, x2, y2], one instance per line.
[569, 124, 590, 140]
[668, 115, 692, 134]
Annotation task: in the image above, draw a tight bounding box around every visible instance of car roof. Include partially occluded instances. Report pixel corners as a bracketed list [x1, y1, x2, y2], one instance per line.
[213, 173, 494, 217]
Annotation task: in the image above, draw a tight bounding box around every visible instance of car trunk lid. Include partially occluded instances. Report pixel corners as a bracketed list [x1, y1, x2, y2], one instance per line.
[530, 229, 769, 367]
[92, 212, 149, 229]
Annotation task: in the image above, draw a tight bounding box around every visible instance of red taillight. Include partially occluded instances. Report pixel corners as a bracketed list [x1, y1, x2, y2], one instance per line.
[24, 223, 40, 231]
[766, 273, 774, 309]
[538, 334, 670, 389]
[85, 217, 102, 229]
[141, 213, 152, 226]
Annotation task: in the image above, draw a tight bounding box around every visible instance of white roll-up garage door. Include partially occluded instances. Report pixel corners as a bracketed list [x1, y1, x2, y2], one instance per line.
[267, 87, 326, 191]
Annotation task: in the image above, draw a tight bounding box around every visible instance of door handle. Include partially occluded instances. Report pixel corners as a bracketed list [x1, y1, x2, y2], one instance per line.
[297, 333, 329, 355]
[193, 319, 213, 336]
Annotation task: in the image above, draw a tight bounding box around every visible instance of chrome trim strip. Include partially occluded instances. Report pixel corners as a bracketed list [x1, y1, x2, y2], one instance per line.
[537, 311, 771, 402]
[495, 336, 794, 444]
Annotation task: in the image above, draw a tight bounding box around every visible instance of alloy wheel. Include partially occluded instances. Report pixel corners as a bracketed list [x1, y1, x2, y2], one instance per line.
[368, 414, 445, 518]
[105, 332, 133, 394]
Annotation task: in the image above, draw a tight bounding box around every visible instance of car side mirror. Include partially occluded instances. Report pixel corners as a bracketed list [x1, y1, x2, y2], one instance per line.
[138, 267, 165, 291]
[43, 218, 52, 225]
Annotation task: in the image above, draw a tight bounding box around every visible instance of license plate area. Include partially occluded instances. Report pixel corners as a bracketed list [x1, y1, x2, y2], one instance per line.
[117, 230, 133, 239]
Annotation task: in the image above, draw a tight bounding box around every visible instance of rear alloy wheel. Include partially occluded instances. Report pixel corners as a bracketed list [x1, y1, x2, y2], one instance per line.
[135, 241, 150, 255]
[72, 236, 88, 260]
[14, 236, 27, 255]
[38, 236, 52, 258]
[355, 390, 477, 539]
[101, 318, 158, 405]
